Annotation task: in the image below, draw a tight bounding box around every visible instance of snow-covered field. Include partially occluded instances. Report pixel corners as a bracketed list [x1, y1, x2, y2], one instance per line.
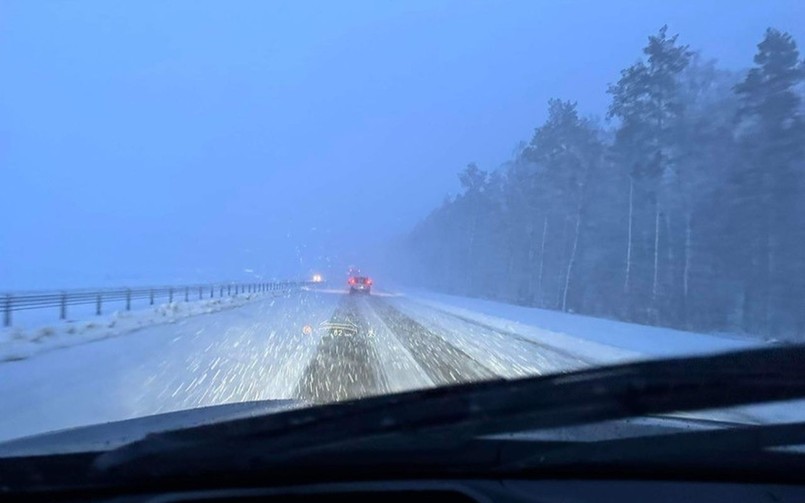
[0, 287, 798, 443]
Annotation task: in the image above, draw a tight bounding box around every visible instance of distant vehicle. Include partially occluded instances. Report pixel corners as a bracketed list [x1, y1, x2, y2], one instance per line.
[311, 274, 323, 283]
[348, 276, 372, 294]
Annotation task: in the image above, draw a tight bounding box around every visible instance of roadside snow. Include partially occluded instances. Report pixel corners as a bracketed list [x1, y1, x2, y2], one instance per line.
[397, 289, 762, 358]
[395, 289, 805, 425]
[0, 293, 287, 362]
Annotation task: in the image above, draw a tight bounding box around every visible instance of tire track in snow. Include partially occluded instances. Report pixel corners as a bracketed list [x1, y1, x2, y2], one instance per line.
[367, 297, 498, 386]
[387, 296, 591, 376]
[294, 295, 388, 403]
[353, 297, 435, 393]
[428, 307, 591, 364]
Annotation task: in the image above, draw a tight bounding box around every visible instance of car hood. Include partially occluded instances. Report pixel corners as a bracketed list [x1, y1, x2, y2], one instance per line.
[0, 399, 302, 458]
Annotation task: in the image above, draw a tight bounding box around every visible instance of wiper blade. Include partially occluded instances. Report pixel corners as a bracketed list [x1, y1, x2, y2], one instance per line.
[96, 344, 805, 476]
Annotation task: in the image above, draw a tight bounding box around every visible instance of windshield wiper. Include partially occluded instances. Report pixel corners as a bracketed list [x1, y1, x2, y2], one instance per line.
[93, 344, 805, 479]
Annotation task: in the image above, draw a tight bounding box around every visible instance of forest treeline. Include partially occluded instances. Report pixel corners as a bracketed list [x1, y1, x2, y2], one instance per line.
[397, 27, 805, 338]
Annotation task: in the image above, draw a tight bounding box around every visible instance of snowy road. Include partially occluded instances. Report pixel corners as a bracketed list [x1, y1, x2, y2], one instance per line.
[0, 288, 602, 442]
[2, 285, 780, 443]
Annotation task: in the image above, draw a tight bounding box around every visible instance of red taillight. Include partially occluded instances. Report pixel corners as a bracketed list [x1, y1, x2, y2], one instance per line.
[366, 278, 373, 285]
[348, 278, 356, 285]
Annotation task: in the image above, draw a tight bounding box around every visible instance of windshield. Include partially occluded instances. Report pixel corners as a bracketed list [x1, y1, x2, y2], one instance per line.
[1, 1, 804, 449]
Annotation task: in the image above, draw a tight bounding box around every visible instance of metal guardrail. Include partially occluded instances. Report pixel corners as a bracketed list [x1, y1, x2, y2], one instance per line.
[1, 281, 310, 327]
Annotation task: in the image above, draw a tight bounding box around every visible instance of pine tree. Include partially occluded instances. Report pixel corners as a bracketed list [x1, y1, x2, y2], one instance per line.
[524, 100, 603, 312]
[607, 25, 692, 323]
[732, 28, 805, 335]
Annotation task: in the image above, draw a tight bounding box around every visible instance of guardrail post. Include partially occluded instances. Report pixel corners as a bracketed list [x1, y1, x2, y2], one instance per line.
[96, 294, 102, 315]
[210, 286, 214, 298]
[228, 285, 231, 296]
[4, 295, 11, 327]
[169, 288, 173, 303]
[126, 289, 131, 311]
[235, 285, 239, 295]
[220, 286, 223, 297]
[184, 287, 189, 302]
[149, 290, 154, 306]
[198, 286, 202, 300]
[60, 292, 67, 320]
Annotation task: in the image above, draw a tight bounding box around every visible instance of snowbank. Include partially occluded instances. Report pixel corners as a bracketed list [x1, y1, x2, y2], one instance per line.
[396, 289, 805, 425]
[398, 289, 765, 358]
[0, 293, 282, 362]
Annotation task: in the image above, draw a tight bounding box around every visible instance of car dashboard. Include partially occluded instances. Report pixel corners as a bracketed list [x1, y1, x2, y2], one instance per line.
[35, 479, 805, 502]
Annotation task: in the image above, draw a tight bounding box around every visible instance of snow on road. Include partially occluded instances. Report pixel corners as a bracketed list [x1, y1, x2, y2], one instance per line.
[395, 289, 763, 358]
[0, 291, 336, 442]
[391, 289, 804, 425]
[0, 287, 794, 443]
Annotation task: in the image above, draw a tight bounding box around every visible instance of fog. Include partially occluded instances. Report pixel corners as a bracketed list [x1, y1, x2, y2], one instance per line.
[1, 1, 803, 290]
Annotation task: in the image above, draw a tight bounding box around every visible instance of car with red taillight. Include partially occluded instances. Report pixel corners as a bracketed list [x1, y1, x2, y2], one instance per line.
[348, 276, 372, 294]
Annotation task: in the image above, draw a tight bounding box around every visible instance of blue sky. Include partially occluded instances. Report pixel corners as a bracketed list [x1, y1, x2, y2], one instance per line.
[1, 0, 803, 289]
